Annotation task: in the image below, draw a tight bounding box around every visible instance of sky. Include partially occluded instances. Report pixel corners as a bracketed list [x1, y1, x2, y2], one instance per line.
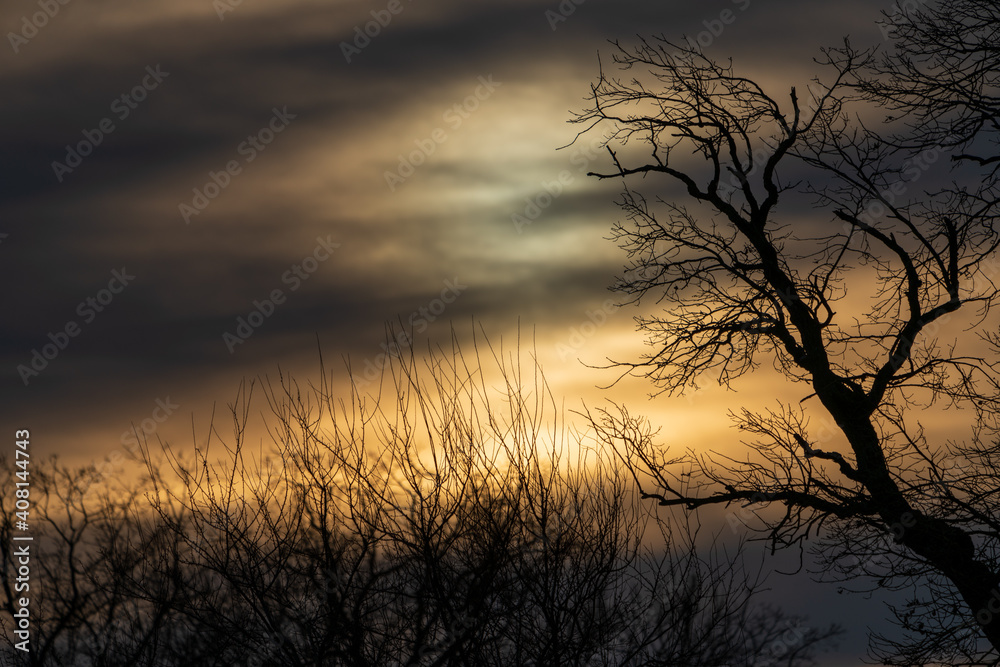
[0, 0, 975, 663]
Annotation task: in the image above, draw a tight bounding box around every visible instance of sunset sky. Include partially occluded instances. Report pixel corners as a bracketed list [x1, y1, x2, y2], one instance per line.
[1, 0, 979, 663]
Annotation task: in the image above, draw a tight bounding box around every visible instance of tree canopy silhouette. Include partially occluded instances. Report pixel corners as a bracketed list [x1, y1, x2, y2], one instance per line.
[575, 2, 1000, 665]
[0, 335, 840, 666]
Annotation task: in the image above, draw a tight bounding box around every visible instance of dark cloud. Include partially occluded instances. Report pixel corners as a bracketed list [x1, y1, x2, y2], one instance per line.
[0, 3, 911, 660]
[0, 0, 900, 428]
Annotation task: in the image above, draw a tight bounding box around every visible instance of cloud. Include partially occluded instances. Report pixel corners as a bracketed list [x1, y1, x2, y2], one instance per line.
[0, 0, 896, 460]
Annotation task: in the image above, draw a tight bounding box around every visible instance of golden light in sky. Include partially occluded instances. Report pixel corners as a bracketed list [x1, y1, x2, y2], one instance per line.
[5, 1, 991, 663]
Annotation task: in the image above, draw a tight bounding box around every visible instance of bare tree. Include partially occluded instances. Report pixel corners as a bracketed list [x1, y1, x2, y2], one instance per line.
[572, 15, 1000, 665]
[0, 459, 185, 667]
[135, 334, 839, 666]
[861, 0, 1000, 173]
[1, 335, 840, 666]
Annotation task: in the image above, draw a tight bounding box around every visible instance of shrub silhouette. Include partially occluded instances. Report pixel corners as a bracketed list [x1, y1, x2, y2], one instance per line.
[0, 335, 838, 665]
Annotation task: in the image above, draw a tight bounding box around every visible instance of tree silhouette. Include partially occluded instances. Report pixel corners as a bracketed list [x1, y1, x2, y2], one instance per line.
[0, 336, 839, 666]
[0, 459, 187, 666]
[861, 0, 1000, 171]
[574, 5, 1000, 664]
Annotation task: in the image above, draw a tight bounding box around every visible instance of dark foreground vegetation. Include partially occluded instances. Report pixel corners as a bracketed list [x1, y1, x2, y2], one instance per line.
[0, 340, 838, 666]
